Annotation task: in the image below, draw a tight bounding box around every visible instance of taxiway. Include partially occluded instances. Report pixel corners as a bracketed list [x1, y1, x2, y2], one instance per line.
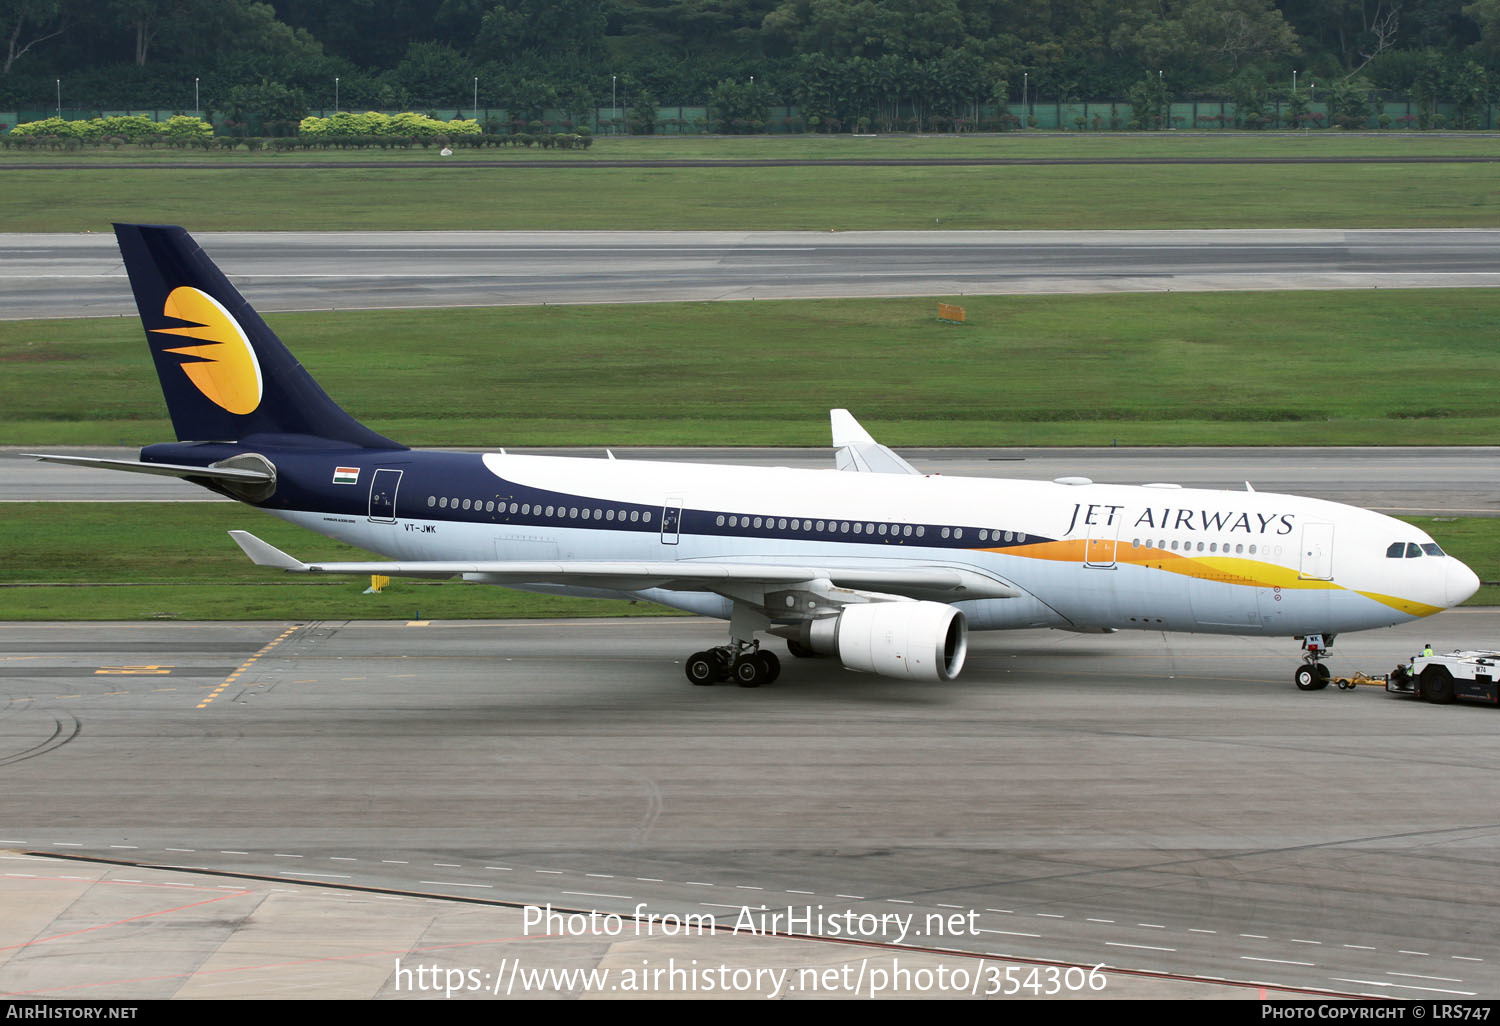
[2, 615, 1496, 997]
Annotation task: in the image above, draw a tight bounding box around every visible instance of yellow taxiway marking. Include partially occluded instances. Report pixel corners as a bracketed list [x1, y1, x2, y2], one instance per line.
[198, 624, 300, 710]
[95, 665, 173, 675]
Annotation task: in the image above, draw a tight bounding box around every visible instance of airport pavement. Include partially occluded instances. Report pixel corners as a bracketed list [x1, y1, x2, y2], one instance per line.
[4, 228, 1500, 319]
[1, 614, 1496, 998]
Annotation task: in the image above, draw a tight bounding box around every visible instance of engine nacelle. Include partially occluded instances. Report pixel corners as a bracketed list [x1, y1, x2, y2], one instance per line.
[793, 601, 967, 682]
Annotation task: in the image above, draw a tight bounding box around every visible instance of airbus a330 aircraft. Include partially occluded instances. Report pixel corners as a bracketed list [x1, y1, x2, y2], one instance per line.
[29, 224, 1481, 689]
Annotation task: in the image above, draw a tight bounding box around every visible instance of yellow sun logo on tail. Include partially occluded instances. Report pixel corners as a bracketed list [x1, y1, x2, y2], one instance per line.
[152, 286, 263, 415]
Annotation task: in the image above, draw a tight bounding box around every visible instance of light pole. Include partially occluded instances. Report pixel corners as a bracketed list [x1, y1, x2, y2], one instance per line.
[1022, 72, 1028, 127]
[55, 78, 60, 118]
[195, 77, 199, 118]
[611, 75, 616, 134]
[473, 77, 477, 120]
[1292, 70, 1298, 94]
[334, 77, 339, 115]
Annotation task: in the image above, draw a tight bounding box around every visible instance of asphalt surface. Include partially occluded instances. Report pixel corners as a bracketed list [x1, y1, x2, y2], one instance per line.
[1, 614, 1497, 998]
[5, 228, 1500, 319]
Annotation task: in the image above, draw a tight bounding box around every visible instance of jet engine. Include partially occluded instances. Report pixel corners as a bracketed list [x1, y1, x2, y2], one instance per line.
[787, 601, 968, 682]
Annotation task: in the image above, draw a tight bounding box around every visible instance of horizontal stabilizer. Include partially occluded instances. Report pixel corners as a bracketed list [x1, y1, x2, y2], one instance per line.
[229, 531, 307, 570]
[25, 453, 274, 483]
[227, 532, 1017, 600]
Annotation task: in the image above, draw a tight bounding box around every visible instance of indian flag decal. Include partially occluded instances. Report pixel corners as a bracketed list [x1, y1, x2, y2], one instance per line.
[332, 466, 360, 485]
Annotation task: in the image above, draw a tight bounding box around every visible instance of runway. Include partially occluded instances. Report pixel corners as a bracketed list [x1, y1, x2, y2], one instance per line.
[1, 614, 1496, 998]
[4, 228, 1500, 320]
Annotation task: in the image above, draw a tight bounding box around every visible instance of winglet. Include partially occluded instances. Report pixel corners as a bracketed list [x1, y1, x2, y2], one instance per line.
[229, 530, 308, 571]
[830, 409, 921, 476]
[830, 408, 876, 448]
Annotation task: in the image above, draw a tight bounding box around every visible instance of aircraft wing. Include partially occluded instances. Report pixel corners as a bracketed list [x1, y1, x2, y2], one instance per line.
[830, 409, 921, 475]
[228, 531, 1016, 602]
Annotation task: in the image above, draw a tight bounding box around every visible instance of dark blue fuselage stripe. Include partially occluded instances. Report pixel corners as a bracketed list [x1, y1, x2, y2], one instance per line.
[145, 443, 1055, 551]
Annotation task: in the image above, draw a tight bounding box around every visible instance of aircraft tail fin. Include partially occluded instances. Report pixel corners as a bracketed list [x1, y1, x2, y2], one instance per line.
[114, 223, 403, 449]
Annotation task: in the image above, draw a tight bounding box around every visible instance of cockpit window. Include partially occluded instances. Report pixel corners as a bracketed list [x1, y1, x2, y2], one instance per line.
[1386, 542, 1404, 558]
[1406, 543, 1423, 558]
[1421, 543, 1445, 557]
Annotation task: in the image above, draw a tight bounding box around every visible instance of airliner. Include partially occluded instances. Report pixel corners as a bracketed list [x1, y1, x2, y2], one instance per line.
[27, 224, 1481, 689]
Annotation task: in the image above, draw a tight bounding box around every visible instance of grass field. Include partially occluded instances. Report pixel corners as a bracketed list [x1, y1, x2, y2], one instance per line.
[4, 131, 1498, 163]
[0, 502, 1492, 620]
[0, 502, 672, 621]
[5, 289, 1499, 448]
[2, 163, 1494, 232]
[2, 132, 1497, 231]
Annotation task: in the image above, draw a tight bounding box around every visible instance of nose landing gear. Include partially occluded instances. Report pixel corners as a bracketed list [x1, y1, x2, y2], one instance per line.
[1294, 633, 1336, 690]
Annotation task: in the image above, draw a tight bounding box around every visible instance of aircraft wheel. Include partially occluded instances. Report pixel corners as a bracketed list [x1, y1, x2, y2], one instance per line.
[685, 652, 717, 686]
[1294, 665, 1326, 691]
[734, 658, 763, 688]
[757, 650, 781, 684]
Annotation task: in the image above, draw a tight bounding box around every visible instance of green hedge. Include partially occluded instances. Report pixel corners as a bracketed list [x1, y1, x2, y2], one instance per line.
[6, 113, 211, 147]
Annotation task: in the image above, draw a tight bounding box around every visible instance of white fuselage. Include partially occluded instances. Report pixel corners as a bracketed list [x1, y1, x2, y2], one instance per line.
[271, 451, 1476, 638]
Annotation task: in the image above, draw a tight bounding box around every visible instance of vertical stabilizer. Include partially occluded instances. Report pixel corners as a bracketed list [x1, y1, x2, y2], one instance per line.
[114, 223, 404, 449]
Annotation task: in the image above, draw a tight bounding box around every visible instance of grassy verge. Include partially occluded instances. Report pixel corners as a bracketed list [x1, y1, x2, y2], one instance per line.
[4, 132, 1498, 164]
[0, 503, 673, 621]
[5, 290, 1500, 448]
[2, 161, 1497, 232]
[0, 503, 1491, 620]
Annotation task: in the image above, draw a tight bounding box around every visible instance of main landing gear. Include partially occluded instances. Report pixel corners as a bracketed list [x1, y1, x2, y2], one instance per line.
[684, 603, 782, 687]
[684, 642, 781, 687]
[1293, 633, 1336, 691]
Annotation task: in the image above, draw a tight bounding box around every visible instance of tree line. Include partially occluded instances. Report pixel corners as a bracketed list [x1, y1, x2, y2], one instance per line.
[3, 0, 1497, 130]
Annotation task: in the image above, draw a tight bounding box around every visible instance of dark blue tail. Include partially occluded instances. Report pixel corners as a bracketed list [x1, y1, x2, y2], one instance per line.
[115, 223, 404, 450]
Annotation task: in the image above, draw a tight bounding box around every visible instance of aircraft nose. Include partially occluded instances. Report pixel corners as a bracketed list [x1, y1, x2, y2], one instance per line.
[1446, 558, 1481, 607]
